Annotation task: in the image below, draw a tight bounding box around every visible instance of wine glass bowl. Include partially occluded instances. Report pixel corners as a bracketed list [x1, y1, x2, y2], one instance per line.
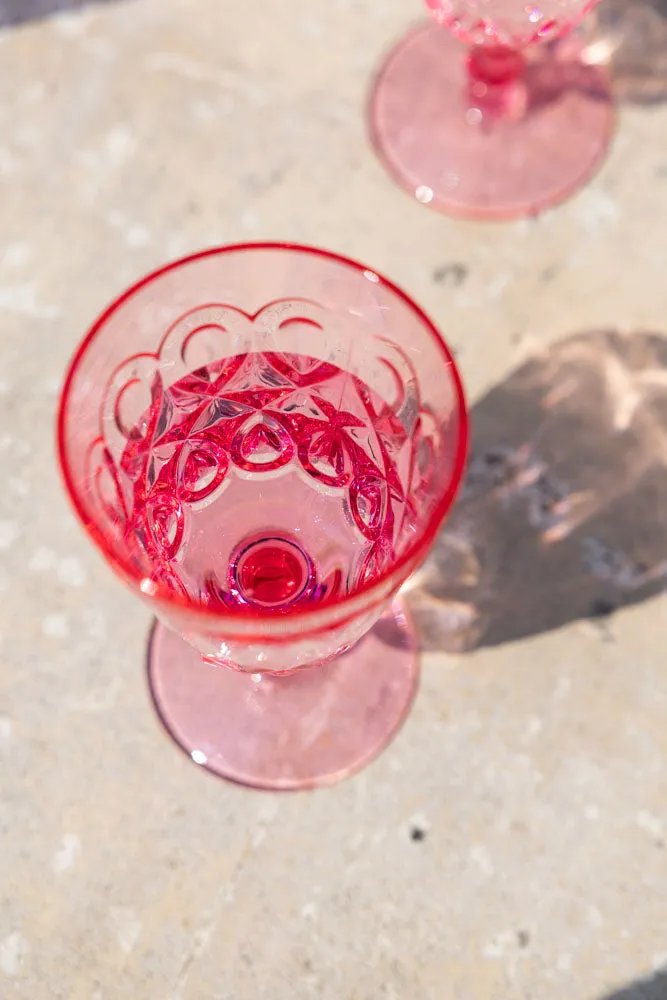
[425, 0, 599, 48]
[58, 244, 467, 788]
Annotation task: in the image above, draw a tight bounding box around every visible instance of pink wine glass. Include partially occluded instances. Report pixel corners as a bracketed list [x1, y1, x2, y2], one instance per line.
[369, 0, 615, 219]
[57, 244, 467, 790]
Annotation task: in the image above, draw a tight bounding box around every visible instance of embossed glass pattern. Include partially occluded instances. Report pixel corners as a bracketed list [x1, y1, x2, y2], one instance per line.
[58, 244, 467, 789]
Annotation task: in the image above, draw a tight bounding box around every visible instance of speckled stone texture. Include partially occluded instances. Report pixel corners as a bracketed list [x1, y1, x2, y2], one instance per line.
[1, 1, 667, 998]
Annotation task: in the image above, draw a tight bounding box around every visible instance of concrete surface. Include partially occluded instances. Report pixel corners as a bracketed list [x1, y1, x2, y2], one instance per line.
[0, 0, 666, 998]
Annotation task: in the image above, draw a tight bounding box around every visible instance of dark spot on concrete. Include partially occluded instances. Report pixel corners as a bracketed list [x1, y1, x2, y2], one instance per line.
[590, 598, 617, 618]
[517, 929, 531, 948]
[410, 825, 426, 842]
[270, 166, 286, 185]
[433, 263, 468, 288]
[540, 264, 559, 283]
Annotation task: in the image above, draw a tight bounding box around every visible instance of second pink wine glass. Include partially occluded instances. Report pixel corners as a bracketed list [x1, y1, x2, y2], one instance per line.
[369, 0, 615, 219]
[57, 244, 467, 790]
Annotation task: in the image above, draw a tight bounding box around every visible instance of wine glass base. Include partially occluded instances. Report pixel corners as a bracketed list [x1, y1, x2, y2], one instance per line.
[147, 601, 419, 790]
[368, 21, 615, 220]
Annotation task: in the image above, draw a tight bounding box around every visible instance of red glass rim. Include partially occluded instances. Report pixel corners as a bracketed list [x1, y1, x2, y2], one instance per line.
[56, 242, 469, 626]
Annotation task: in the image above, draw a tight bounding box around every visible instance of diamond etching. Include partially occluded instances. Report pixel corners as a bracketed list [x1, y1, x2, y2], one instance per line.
[58, 245, 468, 788]
[85, 302, 440, 613]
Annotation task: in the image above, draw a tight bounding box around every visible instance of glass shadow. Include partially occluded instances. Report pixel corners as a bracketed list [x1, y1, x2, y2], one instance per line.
[404, 329, 667, 651]
[598, 969, 667, 1000]
[579, 0, 667, 106]
[0, 0, 123, 28]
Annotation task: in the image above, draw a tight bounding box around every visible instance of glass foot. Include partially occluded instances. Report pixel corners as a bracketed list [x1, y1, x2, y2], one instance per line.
[368, 21, 615, 220]
[147, 601, 419, 790]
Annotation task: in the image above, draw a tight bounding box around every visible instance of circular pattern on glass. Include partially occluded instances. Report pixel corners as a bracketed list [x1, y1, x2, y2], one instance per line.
[230, 535, 316, 609]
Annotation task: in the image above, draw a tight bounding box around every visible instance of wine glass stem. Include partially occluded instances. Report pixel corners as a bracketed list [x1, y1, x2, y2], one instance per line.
[466, 43, 527, 119]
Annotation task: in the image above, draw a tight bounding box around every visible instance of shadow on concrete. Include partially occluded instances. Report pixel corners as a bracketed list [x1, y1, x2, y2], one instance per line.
[599, 970, 667, 1000]
[0, 0, 121, 28]
[404, 329, 667, 652]
[580, 0, 667, 106]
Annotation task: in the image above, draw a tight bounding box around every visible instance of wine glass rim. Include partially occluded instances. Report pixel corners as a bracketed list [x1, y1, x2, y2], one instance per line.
[56, 241, 469, 628]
